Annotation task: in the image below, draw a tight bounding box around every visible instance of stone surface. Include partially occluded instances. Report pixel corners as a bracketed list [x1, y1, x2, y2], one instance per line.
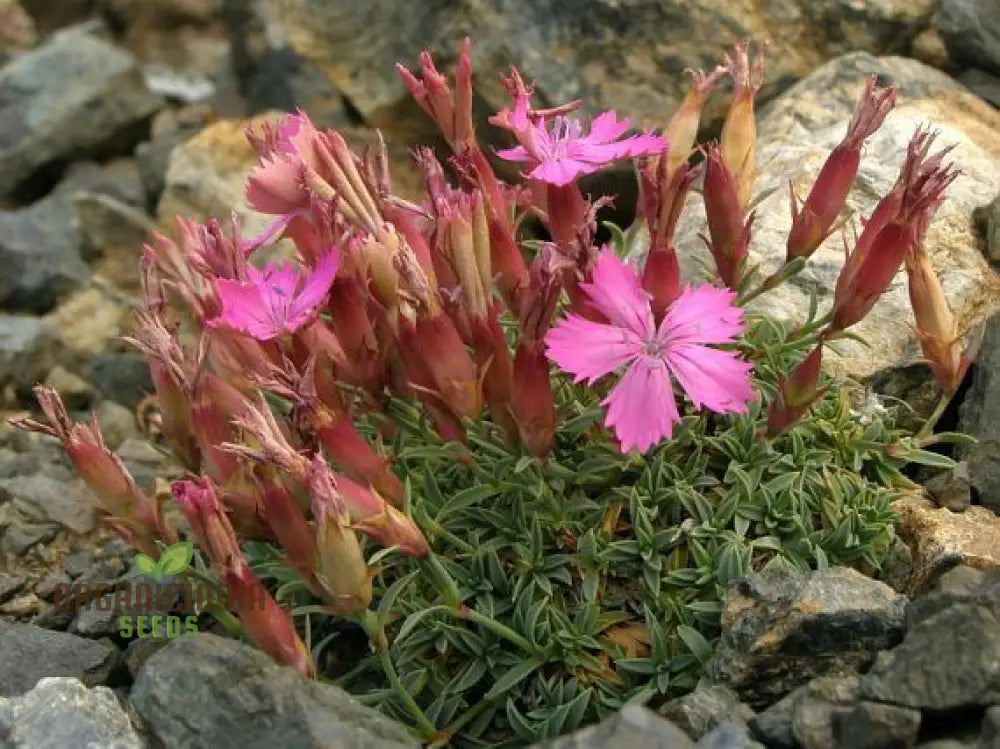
[532, 704, 696, 749]
[270, 0, 934, 141]
[959, 68, 1000, 109]
[74, 191, 156, 261]
[0, 474, 96, 534]
[89, 353, 155, 411]
[973, 192, 1000, 264]
[696, 722, 764, 748]
[130, 633, 419, 748]
[924, 463, 973, 512]
[43, 288, 131, 368]
[935, 0, 1000, 76]
[959, 311, 1000, 514]
[893, 494, 1000, 595]
[0, 316, 54, 394]
[659, 684, 755, 740]
[43, 366, 93, 411]
[790, 677, 860, 749]
[674, 53, 1000, 396]
[0, 621, 119, 696]
[94, 400, 141, 450]
[831, 700, 922, 749]
[0, 0, 36, 64]
[0, 677, 142, 749]
[0, 26, 162, 197]
[706, 567, 906, 708]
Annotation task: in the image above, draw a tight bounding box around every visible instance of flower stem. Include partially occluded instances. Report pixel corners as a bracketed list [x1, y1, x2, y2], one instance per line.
[739, 257, 807, 306]
[916, 393, 951, 440]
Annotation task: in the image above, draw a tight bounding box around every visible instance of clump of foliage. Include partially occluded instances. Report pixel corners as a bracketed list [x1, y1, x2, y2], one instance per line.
[15, 37, 974, 747]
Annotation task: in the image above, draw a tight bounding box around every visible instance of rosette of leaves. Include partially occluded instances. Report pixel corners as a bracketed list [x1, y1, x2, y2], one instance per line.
[240, 296, 949, 747]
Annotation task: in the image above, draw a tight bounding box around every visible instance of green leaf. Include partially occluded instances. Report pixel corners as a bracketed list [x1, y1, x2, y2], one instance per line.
[896, 448, 957, 469]
[376, 571, 418, 627]
[156, 542, 194, 576]
[484, 659, 543, 701]
[676, 624, 713, 664]
[437, 485, 501, 522]
[396, 605, 448, 645]
[134, 553, 157, 577]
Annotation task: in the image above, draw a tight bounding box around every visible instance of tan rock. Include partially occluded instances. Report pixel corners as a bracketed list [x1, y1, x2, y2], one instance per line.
[43, 288, 132, 363]
[893, 494, 1000, 595]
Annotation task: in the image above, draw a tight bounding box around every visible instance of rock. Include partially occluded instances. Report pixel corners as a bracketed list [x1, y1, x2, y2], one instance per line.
[749, 691, 798, 748]
[959, 69, 1000, 109]
[659, 684, 755, 740]
[860, 601, 1000, 710]
[674, 53, 1000, 399]
[0, 26, 162, 198]
[935, 0, 1000, 77]
[983, 705, 1000, 745]
[43, 366, 93, 411]
[0, 316, 54, 396]
[960, 311, 1000, 511]
[705, 567, 906, 708]
[62, 551, 96, 579]
[0, 474, 96, 534]
[791, 677, 861, 749]
[0, 0, 36, 64]
[134, 124, 202, 208]
[94, 400, 141, 450]
[0, 516, 57, 557]
[270, 0, 934, 142]
[831, 701, 922, 749]
[910, 27, 952, 69]
[130, 633, 419, 748]
[0, 677, 142, 749]
[74, 191, 155, 261]
[924, 463, 973, 512]
[123, 637, 169, 679]
[43, 288, 131, 368]
[879, 537, 915, 594]
[973, 192, 1000, 263]
[244, 46, 352, 129]
[893, 494, 1000, 594]
[0, 573, 26, 603]
[0, 621, 119, 696]
[89, 353, 154, 411]
[33, 571, 71, 601]
[696, 722, 764, 749]
[907, 565, 1000, 628]
[530, 704, 696, 748]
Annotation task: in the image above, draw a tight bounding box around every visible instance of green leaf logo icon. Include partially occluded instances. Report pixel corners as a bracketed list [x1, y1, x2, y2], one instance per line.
[155, 541, 194, 579]
[134, 553, 157, 577]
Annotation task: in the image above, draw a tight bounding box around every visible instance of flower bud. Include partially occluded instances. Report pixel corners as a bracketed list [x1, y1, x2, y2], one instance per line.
[511, 341, 556, 457]
[702, 145, 753, 289]
[663, 66, 726, 176]
[259, 476, 318, 584]
[905, 249, 967, 395]
[767, 345, 826, 436]
[720, 39, 766, 210]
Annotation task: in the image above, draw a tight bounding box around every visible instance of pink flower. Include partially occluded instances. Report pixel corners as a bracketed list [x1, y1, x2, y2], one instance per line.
[545, 249, 754, 452]
[211, 251, 340, 341]
[494, 109, 666, 186]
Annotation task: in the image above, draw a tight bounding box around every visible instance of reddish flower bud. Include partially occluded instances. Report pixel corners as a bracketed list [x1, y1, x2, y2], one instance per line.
[786, 76, 896, 261]
[702, 145, 753, 289]
[511, 340, 556, 457]
[173, 477, 315, 678]
[259, 476, 318, 584]
[767, 345, 826, 435]
[12, 387, 171, 557]
[397, 38, 476, 153]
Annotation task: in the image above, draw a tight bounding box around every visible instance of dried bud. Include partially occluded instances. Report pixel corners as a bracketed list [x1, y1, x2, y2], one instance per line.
[720, 39, 766, 210]
[663, 66, 726, 176]
[905, 249, 968, 395]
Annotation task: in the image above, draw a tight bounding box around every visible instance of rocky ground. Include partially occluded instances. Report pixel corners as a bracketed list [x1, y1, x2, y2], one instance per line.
[1, 0, 1000, 747]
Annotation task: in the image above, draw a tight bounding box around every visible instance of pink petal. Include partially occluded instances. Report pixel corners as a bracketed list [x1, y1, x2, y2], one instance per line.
[545, 314, 642, 384]
[289, 251, 340, 322]
[664, 343, 755, 414]
[529, 157, 595, 186]
[579, 248, 654, 337]
[246, 156, 305, 215]
[240, 213, 296, 255]
[587, 111, 632, 143]
[496, 146, 533, 163]
[213, 280, 281, 340]
[658, 284, 746, 346]
[602, 357, 680, 453]
[573, 132, 666, 164]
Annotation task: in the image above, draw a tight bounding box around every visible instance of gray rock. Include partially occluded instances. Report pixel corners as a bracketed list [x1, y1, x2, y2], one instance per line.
[0, 316, 54, 393]
[0, 26, 162, 197]
[129, 634, 419, 748]
[62, 551, 97, 580]
[959, 312, 1000, 513]
[860, 602, 1000, 710]
[134, 125, 202, 208]
[907, 565, 1000, 627]
[43, 366, 93, 411]
[879, 537, 915, 594]
[0, 573, 26, 604]
[0, 677, 142, 748]
[0, 474, 96, 534]
[749, 690, 798, 749]
[959, 68, 1000, 109]
[917, 743, 979, 749]
[696, 722, 764, 749]
[0, 516, 57, 557]
[73, 191, 155, 262]
[790, 677, 860, 749]
[831, 701, 922, 749]
[706, 567, 907, 708]
[925, 463, 973, 512]
[33, 571, 71, 601]
[660, 684, 755, 740]
[95, 400, 141, 451]
[89, 353, 154, 410]
[0, 621, 119, 696]
[983, 705, 1000, 746]
[974, 192, 1000, 264]
[0, 447, 41, 479]
[269, 0, 934, 144]
[936, 0, 1000, 77]
[531, 704, 696, 749]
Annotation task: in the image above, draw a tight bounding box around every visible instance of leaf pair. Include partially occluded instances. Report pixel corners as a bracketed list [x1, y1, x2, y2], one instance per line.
[134, 541, 194, 581]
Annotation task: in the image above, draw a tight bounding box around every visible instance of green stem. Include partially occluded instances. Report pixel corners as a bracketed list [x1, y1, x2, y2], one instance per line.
[788, 311, 834, 342]
[457, 607, 539, 656]
[916, 392, 952, 440]
[739, 257, 807, 306]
